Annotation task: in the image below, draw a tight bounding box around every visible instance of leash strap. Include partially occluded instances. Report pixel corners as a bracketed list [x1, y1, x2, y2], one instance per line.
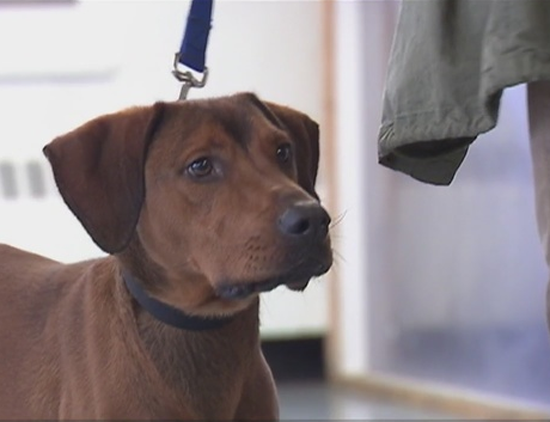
[178, 0, 212, 73]
[122, 270, 233, 331]
[172, 0, 213, 100]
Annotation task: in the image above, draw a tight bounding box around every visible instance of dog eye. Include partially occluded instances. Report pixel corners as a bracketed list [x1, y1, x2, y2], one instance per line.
[187, 157, 213, 178]
[276, 144, 292, 164]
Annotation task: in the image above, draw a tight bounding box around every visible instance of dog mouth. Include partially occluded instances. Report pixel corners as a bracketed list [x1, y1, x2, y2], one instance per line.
[215, 258, 332, 300]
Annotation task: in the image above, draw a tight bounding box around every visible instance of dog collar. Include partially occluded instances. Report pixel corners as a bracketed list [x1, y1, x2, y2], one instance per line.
[122, 270, 233, 331]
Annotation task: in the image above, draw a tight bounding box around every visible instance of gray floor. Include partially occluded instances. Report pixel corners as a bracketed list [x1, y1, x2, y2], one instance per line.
[278, 381, 453, 420]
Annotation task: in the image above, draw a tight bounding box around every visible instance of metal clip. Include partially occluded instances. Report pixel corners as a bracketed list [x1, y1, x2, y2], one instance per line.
[172, 53, 209, 100]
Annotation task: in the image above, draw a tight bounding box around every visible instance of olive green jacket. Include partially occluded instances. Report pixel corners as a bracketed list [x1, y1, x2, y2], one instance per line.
[379, 0, 550, 185]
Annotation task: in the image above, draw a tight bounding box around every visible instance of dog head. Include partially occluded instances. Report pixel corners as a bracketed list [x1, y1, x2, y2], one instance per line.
[44, 93, 332, 315]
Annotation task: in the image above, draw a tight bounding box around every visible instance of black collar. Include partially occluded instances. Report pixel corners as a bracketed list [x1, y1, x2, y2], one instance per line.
[122, 270, 234, 331]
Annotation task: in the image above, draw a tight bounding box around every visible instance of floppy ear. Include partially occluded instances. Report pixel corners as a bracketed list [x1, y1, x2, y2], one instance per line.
[264, 102, 321, 199]
[43, 104, 164, 254]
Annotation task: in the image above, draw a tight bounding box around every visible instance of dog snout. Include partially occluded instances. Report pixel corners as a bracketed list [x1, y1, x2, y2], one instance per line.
[277, 201, 331, 240]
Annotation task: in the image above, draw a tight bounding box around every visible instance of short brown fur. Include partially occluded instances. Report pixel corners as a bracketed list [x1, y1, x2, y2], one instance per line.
[0, 93, 332, 419]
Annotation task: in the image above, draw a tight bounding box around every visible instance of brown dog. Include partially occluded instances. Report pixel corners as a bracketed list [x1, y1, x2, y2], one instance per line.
[0, 93, 332, 420]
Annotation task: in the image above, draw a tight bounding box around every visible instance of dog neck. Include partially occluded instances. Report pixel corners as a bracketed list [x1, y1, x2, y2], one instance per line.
[121, 270, 234, 331]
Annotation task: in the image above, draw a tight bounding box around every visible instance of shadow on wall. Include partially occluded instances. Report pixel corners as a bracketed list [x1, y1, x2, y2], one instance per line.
[0, 160, 53, 199]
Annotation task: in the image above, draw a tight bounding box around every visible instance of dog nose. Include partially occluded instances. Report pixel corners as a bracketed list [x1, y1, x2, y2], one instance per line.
[278, 201, 331, 239]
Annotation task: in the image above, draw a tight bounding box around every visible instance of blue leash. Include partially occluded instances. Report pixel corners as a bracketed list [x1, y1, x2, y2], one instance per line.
[172, 0, 213, 100]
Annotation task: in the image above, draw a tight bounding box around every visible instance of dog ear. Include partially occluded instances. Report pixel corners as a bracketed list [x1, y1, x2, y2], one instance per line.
[264, 102, 321, 199]
[43, 104, 164, 254]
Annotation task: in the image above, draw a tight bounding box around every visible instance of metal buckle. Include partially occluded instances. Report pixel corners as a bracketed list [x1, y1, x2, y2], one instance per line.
[172, 53, 209, 100]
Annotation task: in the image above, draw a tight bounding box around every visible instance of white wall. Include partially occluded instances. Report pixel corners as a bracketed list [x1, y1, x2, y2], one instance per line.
[331, 0, 370, 377]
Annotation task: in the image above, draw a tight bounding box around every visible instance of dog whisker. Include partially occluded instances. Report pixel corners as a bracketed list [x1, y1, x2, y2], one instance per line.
[331, 248, 346, 264]
[329, 211, 347, 229]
